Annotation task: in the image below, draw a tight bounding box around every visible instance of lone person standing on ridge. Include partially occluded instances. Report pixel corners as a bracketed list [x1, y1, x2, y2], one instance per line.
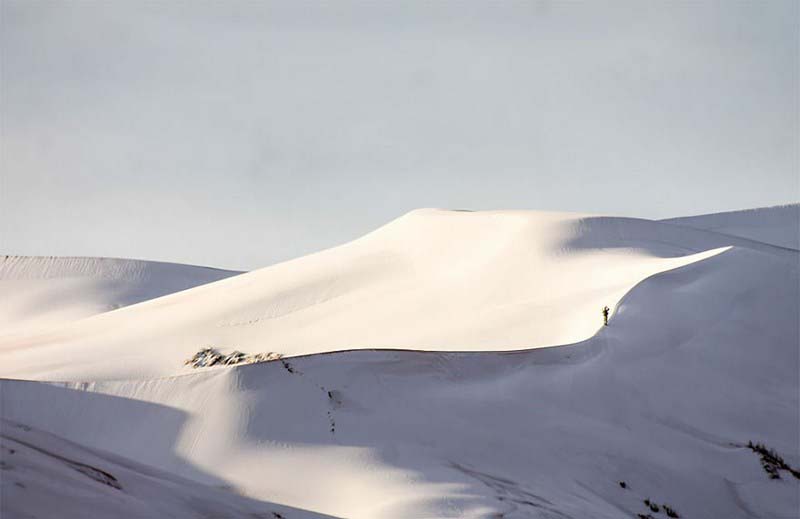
[602, 306, 610, 326]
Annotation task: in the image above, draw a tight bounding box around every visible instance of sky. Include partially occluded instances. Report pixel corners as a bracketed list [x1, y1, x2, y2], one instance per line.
[2, 0, 798, 270]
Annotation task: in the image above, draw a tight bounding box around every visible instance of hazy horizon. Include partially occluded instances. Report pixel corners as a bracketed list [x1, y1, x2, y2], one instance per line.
[2, 0, 798, 270]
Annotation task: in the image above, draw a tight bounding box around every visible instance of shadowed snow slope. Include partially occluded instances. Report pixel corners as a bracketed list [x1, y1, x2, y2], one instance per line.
[0, 419, 333, 519]
[0, 256, 241, 337]
[1, 207, 798, 518]
[662, 203, 799, 250]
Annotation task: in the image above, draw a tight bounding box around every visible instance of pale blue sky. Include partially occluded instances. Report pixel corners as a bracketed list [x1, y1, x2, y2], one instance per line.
[2, 1, 798, 270]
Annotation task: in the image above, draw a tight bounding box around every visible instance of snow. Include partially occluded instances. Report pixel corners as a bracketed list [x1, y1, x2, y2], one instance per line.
[0, 419, 329, 519]
[1, 206, 798, 518]
[0, 210, 738, 380]
[662, 204, 800, 250]
[0, 256, 240, 338]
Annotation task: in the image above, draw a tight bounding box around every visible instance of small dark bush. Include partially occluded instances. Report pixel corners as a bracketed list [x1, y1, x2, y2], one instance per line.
[747, 441, 799, 480]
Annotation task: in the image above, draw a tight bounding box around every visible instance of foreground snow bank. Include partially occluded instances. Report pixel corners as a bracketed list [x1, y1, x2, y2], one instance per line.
[0, 419, 329, 519]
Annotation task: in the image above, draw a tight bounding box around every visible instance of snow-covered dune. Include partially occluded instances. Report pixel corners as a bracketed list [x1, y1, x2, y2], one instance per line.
[0, 256, 241, 337]
[1, 207, 798, 518]
[0, 210, 754, 381]
[662, 203, 799, 250]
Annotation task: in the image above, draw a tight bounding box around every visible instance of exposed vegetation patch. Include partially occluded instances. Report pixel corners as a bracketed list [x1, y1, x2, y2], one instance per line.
[184, 347, 282, 368]
[747, 441, 800, 480]
[641, 499, 680, 518]
[640, 498, 680, 517]
[619, 482, 681, 518]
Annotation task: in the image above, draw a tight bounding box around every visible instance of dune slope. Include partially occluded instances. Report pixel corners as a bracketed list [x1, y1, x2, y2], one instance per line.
[0, 256, 241, 337]
[0, 418, 331, 519]
[662, 203, 799, 250]
[1, 207, 797, 518]
[0, 209, 763, 381]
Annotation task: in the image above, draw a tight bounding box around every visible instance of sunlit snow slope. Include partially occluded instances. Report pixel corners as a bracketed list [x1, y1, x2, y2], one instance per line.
[0, 256, 240, 337]
[0, 210, 736, 380]
[1, 207, 798, 519]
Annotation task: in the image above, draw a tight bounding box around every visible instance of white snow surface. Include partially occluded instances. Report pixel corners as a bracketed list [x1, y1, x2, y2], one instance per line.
[662, 204, 800, 250]
[0, 256, 240, 337]
[1, 207, 798, 518]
